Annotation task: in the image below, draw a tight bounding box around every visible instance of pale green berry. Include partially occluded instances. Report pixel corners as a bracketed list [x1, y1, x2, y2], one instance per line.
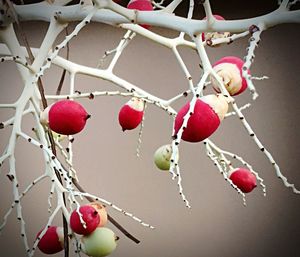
[154, 144, 176, 171]
[81, 227, 117, 257]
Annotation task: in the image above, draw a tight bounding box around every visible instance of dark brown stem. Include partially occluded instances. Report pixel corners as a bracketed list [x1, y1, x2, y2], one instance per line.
[72, 178, 141, 244]
[56, 27, 69, 96]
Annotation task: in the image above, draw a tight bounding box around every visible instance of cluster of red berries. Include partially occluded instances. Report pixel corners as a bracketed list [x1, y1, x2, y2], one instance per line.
[37, 203, 117, 257]
[40, 96, 144, 136]
[154, 53, 256, 194]
[37, 6, 257, 255]
[38, 96, 145, 256]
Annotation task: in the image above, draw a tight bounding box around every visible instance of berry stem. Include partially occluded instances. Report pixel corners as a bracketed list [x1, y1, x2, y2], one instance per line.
[85, 114, 91, 120]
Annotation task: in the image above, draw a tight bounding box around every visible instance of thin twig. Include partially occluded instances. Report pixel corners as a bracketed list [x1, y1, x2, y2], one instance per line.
[72, 179, 141, 244]
[56, 27, 70, 95]
[4, 1, 70, 255]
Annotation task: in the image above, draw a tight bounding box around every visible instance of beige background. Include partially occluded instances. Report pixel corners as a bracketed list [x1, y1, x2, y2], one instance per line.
[0, 1, 300, 257]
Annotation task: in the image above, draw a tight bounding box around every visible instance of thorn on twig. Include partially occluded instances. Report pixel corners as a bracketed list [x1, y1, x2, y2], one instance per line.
[7, 174, 15, 181]
[249, 25, 260, 34]
[227, 38, 233, 44]
[89, 93, 94, 99]
[206, 39, 213, 46]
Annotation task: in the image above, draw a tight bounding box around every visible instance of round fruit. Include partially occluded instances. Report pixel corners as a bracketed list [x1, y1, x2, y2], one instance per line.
[37, 226, 64, 254]
[153, 144, 179, 171]
[229, 168, 257, 193]
[127, 0, 153, 29]
[89, 202, 108, 227]
[70, 205, 100, 235]
[118, 97, 144, 131]
[48, 100, 90, 135]
[174, 95, 225, 143]
[81, 227, 117, 257]
[211, 56, 250, 96]
[154, 144, 173, 170]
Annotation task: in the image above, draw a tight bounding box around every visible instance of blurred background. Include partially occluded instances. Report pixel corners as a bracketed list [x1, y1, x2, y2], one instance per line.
[0, 1, 300, 257]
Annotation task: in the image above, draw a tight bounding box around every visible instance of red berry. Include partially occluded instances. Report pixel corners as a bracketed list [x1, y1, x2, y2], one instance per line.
[118, 97, 144, 131]
[174, 98, 220, 143]
[70, 205, 100, 235]
[48, 100, 90, 135]
[212, 56, 250, 96]
[37, 226, 64, 254]
[229, 168, 257, 193]
[127, 0, 153, 29]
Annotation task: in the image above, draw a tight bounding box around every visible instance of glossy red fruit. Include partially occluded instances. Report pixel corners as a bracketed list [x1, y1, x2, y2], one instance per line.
[212, 56, 250, 96]
[174, 98, 220, 143]
[127, 0, 153, 29]
[48, 100, 90, 135]
[70, 205, 100, 235]
[229, 168, 257, 193]
[37, 226, 64, 254]
[118, 97, 144, 131]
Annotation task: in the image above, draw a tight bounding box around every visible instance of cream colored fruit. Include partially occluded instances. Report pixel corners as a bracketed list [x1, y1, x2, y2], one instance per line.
[90, 202, 108, 227]
[39, 104, 52, 126]
[200, 94, 229, 121]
